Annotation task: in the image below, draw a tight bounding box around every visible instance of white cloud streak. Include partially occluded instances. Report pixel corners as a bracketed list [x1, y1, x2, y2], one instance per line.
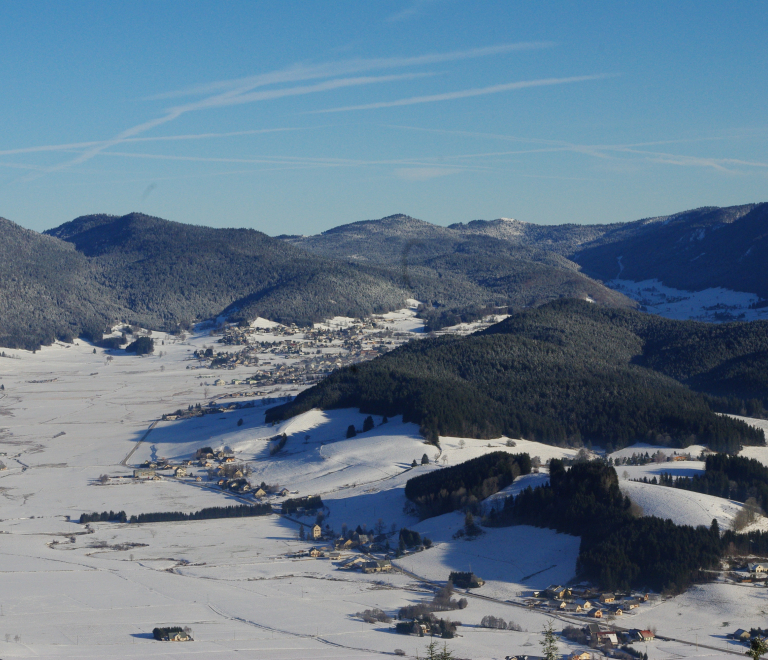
[0, 128, 303, 157]
[147, 43, 554, 100]
[309, 75, 614, 113]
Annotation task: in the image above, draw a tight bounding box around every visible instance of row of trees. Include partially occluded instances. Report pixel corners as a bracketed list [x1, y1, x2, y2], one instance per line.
[80, 504, 271, 525]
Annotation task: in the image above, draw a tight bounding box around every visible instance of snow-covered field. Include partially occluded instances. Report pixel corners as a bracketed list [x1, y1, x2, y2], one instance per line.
[0, 319, 766, 659]
[607, 278, 768, 322]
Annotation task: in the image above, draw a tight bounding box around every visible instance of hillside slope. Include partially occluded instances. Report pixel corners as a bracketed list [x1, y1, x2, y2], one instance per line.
[573, 203, 768, 298]
[46, 213, 408, 328]
[0, 213, 410, 349]
[284, 214, 634, 321]
[267, 299, 768, 453]
[0, 217, 119, 348]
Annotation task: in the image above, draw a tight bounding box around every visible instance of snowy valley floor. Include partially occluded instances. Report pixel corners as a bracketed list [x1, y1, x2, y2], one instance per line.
[0, 324, 767, 659]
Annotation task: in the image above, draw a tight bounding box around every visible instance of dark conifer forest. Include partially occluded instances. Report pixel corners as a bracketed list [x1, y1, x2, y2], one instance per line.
[267, 300, 767, 452]
[404, 451, 531, 518]
[656, 454, 768, 512]
[487, 460, 723, 593]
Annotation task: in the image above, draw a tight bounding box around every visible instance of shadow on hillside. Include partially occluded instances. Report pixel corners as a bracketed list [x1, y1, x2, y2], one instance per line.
[270, 485, 580, 592]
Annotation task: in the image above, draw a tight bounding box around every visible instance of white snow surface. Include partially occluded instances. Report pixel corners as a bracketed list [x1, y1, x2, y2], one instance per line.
[608, 278, 768, 322]
[0, 324, 765, 658]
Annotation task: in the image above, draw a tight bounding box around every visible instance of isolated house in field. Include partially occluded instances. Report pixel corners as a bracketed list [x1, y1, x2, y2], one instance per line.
[279, 488, 290, 496]
[311, 524, 322, 540]
[731, 629, 752, 642]
[749, 563, 768, 573]
[637, 630, 655, 641]
[253, 488, 267, 498]
[167, 630, 191, 641]
[134, 468, 156, 479]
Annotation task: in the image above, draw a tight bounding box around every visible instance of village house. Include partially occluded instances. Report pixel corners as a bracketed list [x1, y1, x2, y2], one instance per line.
[749, 563, 768, 573]
[309, 547, 324, 558]
[731, 629, 752, 642]
[564, 603, 582, 613]
[596, 631, 618, 646]
[174, 467, 187, 478]
[253, 488, 267, 498]
[166, 630, 192, 642]
[636, 630, 655, 642]
[587, 608, 603, 618]
[598, 593, 615, 603]
[311, 524, 322, 540]
[362, 559, 392, 574]
[134, 468, 156, 479]
[567, 652, 591, 660]
[545, 584, 571, 599]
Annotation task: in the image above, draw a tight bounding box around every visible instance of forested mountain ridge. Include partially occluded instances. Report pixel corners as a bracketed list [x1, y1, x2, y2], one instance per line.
[0, 211, 633, 350]
[0, 216, 117, 348]
[289, 203, 768, 305]
[45, 212, 409, 327]
[0, 212, 409, 349]
[283, 213, 634, 324]
[266, 299, 768, 453]
[573, 203, 768, 298]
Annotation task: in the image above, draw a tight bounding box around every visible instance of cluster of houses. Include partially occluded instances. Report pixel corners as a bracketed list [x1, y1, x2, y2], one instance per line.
[193, 317, 414, 392]
[527, 585, 650, 619]
[338, 555, 393, 573]
[134, 457, 202, 481]
[161, 399, 256, 422]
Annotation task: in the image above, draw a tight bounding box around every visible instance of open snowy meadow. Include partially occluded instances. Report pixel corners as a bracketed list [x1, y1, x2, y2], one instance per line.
[0, 316, 766, 659]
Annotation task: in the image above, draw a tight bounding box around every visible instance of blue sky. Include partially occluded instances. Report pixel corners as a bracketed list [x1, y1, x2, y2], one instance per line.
[1, 1, 766, 234]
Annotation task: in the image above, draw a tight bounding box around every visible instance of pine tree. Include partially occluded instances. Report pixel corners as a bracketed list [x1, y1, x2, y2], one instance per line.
[748, 636, 768, 660]
[299, 524, 305, 540]
[540, 620, 558, 660]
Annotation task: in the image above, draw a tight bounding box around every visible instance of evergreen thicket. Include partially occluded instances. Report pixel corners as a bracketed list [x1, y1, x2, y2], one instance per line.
[488, 461, 722, 593]
[281, 495, 323, 514]
[268, 300, 767, 452]
[125, 336, 154, 355]
[658, 454, 768, 512]
[405, 452, 531, 518]
[79, 510, 127, 523]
